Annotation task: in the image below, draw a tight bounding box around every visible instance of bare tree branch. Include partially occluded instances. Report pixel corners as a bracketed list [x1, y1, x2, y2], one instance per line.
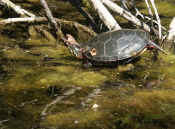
[0, 17, 37, 24]
[89, 0, 121, 31]
[149, 0, 162, 39]
[69, 0, 99, 32]
[168, 17, 175, 41]
[1, 0, 35, 17]
[101, 0, 151, 32]
[0, 17, 97, 36]
[40, 0, 64, 41]
[144, 0, 153, 17]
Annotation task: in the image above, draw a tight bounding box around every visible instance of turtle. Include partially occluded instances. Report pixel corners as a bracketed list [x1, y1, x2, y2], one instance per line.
[64, 29, 166, 67]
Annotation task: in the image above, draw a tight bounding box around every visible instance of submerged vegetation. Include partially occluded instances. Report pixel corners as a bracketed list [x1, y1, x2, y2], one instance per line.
[0, 0, 175, 129]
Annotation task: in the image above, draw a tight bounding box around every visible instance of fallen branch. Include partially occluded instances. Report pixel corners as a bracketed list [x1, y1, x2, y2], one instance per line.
[1, 0, 35, 17]
[144, 0, 153, 17]
[0, 17, 38, 24]
[40, 0, 64, 40]
[101, 0, 151, 32]
[89, 0, 121, 31]
[120, 0, 130, 10]
[69, 0, 99, 32]
[149, 0, 162, 39]
[167, 17, 175, 41]
[0, 17, 97, 36]
[40, 0, 58, 30]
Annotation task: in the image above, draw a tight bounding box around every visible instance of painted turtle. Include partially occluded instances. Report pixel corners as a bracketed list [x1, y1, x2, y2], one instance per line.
[65, 29, 166, 66]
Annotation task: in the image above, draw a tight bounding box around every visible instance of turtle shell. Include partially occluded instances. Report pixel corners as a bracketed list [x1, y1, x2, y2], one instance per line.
[82, 29, 150, 62]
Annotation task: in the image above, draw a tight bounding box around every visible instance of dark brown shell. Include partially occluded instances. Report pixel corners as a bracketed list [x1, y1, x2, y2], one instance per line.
[83, 29, 149, 62]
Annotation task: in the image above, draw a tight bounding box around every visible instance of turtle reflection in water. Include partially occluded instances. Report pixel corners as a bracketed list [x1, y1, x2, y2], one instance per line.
[65, 29, 166, 67]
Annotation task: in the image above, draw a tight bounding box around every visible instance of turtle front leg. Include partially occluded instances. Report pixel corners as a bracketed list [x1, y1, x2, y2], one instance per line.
[82, 59, 92, 68]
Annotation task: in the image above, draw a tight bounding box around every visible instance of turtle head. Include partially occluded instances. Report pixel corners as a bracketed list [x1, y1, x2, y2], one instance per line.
[65, 34, 84, 59]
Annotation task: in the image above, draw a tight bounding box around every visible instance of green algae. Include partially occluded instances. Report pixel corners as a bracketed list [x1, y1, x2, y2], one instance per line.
[33, 66, 107, 88]
[1, 43, 107, 92]
[41, 88, 175, 129]
[41, 110, 112, 129]
[90, 89, 175, 129]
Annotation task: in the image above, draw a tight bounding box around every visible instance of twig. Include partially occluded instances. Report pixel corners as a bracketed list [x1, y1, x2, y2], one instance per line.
[69, 0, 99, 32]
[89, 0, 121, 31]
[41, 87, 81, 116]
[1, 0, 35, 17]
[101, 0, 151, 32]
[0, 17, 97, 36]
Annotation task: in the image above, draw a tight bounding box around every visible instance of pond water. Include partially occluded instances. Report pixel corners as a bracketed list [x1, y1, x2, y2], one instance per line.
[0, 0, 175, 129]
